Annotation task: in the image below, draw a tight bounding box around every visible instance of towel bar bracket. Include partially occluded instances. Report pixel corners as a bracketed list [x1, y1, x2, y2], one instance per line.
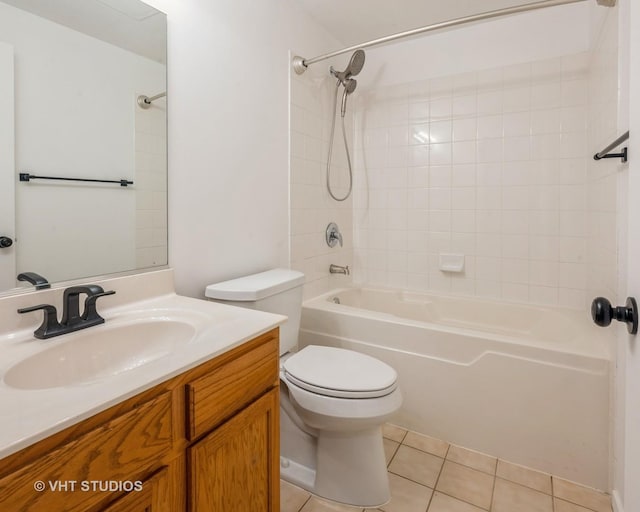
[593, 147, 628, 163]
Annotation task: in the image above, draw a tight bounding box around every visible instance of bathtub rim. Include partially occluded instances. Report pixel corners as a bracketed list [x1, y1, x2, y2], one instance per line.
[302, 286, 610, 363]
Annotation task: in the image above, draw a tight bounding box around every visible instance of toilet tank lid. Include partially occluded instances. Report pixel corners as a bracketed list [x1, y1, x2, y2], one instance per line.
[205, 268, 305, 301]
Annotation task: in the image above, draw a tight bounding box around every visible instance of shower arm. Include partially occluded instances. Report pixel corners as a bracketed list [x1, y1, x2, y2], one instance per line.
[292, 0, 613, 74]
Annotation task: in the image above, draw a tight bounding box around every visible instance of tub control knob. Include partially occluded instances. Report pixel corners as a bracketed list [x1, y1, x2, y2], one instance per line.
[591, 296, 638, 335]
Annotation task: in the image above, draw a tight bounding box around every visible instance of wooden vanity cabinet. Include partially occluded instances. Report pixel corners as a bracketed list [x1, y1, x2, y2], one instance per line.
[0, 329, 280, 512]
[101, 468, 170, 512]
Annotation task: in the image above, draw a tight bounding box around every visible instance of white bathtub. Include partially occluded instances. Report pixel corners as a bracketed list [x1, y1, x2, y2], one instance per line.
[299, 287, 610, 490]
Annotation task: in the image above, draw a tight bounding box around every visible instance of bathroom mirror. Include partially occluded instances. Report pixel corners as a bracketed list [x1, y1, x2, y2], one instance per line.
[0, 0, 167, 295]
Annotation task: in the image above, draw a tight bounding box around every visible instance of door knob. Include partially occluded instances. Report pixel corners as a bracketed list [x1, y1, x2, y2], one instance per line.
[0, 236, 13, 248]
[591, 296, 638, 334]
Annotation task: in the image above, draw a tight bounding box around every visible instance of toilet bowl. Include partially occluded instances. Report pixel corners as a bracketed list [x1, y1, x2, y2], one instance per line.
[205, 269, 402, 507]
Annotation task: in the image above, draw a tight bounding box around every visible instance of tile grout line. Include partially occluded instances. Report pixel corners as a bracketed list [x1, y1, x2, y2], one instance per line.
[387, 442, 401, 468]
[296, 493, 312, 512]
[424, 442, 451, 511]
[488, 459, 498, 512]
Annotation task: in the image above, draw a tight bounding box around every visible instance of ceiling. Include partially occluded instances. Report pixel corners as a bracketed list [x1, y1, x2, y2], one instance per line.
[296, 0, 575, 47]
[1, 0, 166, 63]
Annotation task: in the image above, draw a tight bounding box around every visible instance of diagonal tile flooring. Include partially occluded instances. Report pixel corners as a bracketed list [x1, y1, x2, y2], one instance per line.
[281, 424, 612, 512]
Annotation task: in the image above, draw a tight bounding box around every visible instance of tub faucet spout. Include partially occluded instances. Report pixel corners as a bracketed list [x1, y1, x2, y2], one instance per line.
[330, 264, 350, 276]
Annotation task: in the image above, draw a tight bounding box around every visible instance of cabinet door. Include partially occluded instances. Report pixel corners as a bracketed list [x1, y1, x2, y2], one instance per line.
[101, 467, 169, 512]
[189, 389, 279, 512]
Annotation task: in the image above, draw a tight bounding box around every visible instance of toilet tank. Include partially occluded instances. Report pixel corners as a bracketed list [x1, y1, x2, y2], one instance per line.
[205, 269, 305, 355]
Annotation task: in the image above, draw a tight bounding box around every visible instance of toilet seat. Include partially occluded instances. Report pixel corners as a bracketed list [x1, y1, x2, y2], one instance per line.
[283, 345, 398, 399]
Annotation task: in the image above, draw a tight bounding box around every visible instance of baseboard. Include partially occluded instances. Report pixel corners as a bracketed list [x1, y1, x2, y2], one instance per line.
[612, 489, 624, 512]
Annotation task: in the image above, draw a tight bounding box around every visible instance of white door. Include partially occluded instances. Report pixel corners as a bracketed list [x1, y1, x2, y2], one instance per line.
[0, 42, 15, 290]
[622, 2, 640, 509]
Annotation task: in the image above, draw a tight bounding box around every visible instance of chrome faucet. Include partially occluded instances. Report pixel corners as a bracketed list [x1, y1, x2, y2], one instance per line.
[329, 264, 350, 276]
[17, 285, 115, 339]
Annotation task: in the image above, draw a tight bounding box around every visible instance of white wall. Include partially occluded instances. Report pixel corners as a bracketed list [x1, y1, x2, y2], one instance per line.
[356, 3, 590, 90]
[0, 3, 165, 285]
[142, 0, 342, 298]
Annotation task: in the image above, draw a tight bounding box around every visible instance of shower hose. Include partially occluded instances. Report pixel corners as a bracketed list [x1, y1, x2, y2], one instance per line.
[326, 81, 354, 202]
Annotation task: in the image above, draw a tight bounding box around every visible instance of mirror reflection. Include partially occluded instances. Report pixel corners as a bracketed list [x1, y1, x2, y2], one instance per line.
[0, 0, 167, 295]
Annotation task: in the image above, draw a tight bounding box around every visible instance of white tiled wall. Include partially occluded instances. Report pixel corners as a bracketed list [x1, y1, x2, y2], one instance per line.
[587, 11, 620, 305]
[290, 64, 354, 298]
[135, 97, 168, 269]
[352, 54, 592, 309]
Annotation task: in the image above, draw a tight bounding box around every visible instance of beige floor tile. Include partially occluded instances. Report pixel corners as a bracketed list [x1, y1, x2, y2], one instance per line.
[492, 478, 553, 512]
[403, 431, 450, 458]
[300, 496, 364, 512]
[553, 478, 611, 512]
[281, 480, 311, 512]
[379, 473, 433, 512]
[554, 498, 596, 512]
[435, 461, 494, 510]
[496, 460, 552, 494]
[384, 423, 408, 443]
[428, 491, 485, 511]
[446, 445, 496, 475]
[385, 439, 401, 465]
[388, 445, 444, 488]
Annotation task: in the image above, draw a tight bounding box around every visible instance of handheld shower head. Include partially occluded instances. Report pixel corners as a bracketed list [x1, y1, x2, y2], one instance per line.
[340, 79, 357, 117]
[346, 49, 365, 77]
[330, 49, 366, 85]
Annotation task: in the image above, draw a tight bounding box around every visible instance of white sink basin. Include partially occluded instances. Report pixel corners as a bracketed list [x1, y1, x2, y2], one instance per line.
[4, 318, 197, 390]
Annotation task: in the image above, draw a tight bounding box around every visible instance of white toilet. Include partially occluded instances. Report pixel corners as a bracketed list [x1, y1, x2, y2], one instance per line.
[205, 269, 402, 507]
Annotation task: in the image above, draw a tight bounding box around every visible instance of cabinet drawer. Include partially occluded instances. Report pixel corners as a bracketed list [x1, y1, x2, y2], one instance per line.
[186, 333, 278, 440]
[102, 467, 169, 512]
[0, 392, 173, 512]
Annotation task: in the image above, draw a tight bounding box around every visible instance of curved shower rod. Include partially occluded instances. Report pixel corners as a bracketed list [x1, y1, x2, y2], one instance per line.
[292, 0, 615, 75]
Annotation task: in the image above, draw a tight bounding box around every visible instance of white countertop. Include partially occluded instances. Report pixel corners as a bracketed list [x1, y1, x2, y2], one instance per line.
[0, 270, 285, 459]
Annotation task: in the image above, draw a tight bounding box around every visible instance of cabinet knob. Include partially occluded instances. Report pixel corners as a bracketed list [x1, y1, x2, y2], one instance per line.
[591, 296, 638, 335]
[0, 236, 13, 248]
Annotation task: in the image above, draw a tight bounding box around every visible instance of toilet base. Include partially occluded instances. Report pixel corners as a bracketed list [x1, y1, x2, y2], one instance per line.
[280, 457, 316, 491]
[314, 426, 390, 507]
[281, 423, 390, 508]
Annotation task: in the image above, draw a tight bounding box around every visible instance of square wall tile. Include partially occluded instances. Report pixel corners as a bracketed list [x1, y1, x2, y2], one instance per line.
[345, 53, 591, 309]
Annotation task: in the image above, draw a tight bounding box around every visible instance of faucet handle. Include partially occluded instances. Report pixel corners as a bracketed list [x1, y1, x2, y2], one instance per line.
[17, 304, 62, 339]
[326, 222, 344, 248]
[83, 290, 116, 323]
